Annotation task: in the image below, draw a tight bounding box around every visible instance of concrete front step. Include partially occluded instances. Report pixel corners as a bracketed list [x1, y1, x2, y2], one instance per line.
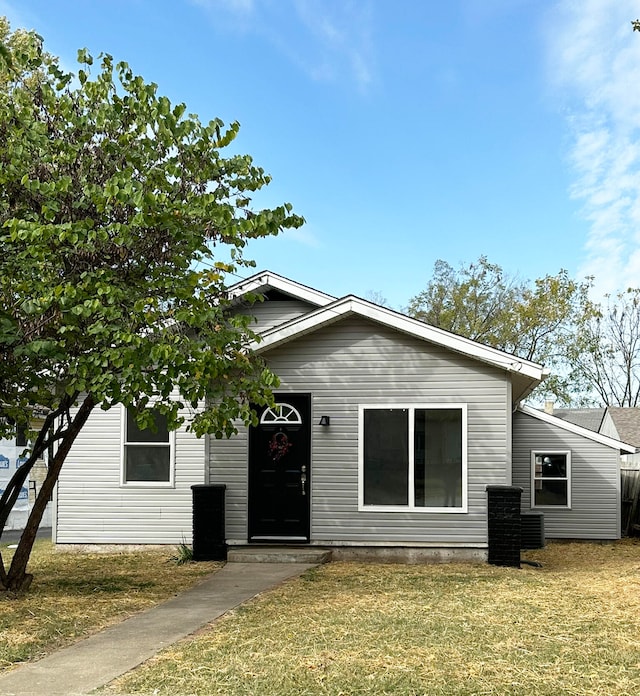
[227, 546, 332, 564]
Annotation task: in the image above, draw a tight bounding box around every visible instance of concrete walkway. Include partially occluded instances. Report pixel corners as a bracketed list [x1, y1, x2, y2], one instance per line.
[0, 562, 313, 696]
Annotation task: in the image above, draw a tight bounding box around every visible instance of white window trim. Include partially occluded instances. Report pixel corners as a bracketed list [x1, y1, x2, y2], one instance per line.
[358, 403, 468, 513]
[120, 405, 176, 488]
[530, 450, 571, 509]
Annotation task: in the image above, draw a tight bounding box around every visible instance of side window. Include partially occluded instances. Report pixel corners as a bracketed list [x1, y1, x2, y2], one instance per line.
[122, 408, 174, 485]
[531, 451, 570, 507]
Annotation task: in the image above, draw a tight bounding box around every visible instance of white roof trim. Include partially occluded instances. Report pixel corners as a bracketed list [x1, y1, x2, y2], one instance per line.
[253, 295, 547, 381]
[228, 271, 335, 307]
[518, 404, 637, 453]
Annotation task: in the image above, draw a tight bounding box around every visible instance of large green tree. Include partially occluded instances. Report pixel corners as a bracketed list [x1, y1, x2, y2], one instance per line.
[407, 257, 522, 346]
[407, 257, 596, 404]
[0, 19, 302, 591]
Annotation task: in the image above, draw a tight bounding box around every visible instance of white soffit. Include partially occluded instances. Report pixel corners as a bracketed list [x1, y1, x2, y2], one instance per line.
[518, 404, 637, 453]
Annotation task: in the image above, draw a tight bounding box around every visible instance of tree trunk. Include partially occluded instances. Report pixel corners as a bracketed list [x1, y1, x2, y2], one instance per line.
[0, 457, 38, 590]
[1, 394, 96, 592]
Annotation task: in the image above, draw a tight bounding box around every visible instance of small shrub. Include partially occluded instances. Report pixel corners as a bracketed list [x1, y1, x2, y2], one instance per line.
[170, 542, 193, 566]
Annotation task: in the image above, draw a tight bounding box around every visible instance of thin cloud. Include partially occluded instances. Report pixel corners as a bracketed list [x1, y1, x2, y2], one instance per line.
[292, 0, 374, 90]
[284, 225, 321, 249]
[546, 0, 640, 296]
[190, 0, 375, 92]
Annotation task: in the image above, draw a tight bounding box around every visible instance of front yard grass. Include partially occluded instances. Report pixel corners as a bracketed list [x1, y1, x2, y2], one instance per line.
[109, 540, 640, 696]
[0, 540, 221, 671]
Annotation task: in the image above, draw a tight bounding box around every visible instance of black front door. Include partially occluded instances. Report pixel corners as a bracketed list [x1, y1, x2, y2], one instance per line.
[248, 394, 311, 542]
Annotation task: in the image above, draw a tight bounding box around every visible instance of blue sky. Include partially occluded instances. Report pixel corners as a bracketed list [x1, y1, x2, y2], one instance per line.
[3, 0, 640, 308]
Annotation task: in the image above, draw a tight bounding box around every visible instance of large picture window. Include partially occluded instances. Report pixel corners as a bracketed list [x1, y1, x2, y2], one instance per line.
[531, 451, 570, 507]
[359, 405, 467, 512]
[122, 407, 174, 485]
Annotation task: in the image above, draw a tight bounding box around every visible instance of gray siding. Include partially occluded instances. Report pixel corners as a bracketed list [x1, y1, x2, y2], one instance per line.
[56, 405, 205, 544]
[236, 299, 317, 333]
[512, 411, 621, 539]
[209, 316, 512, 547]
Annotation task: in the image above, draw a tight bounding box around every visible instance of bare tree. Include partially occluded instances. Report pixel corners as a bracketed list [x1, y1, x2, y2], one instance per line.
[569, 289, 640, 406]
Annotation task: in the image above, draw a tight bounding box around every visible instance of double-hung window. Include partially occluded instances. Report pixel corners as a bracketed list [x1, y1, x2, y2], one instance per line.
[531, 451, 570, 507]
[122, 407, 174, 486]
[359, 404, 467, 512]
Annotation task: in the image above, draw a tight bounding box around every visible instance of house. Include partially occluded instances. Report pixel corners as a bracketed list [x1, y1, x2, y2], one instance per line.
[601, 408, 640, 452]
[0, 418, 52, 531]
[512, 406, 634, 539]
[53, 271, 636, 558]
[550, 405, 640, 535]
[553, 406, 640, 467]
[0, 430, 30, 531]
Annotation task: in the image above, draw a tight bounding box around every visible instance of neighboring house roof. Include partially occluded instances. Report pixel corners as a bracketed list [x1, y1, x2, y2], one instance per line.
[552, 406, 640, 450]
[251, 292, 548, 403]
[227, 271, 336, 308]
[606, 407, 640, 448]
[552, 408, 607, 433]
[518, 404, 637, 453]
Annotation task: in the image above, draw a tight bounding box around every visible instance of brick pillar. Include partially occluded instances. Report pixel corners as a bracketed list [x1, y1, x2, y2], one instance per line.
[486, 485, 522, 567]
[191, 484, 227, 561]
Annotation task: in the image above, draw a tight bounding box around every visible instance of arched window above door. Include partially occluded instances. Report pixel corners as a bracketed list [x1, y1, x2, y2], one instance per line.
[260, 403, 303, 425]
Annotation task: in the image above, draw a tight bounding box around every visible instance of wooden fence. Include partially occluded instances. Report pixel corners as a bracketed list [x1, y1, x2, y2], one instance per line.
[621, 468, 640, 536]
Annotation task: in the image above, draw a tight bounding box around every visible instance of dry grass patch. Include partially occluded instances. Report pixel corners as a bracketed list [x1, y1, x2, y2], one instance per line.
[111, 540, 640, 696]
[0, 540, 220, 671]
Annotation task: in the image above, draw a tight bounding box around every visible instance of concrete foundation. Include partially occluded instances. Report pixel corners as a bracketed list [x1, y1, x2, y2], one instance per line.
[227, 545, 487, 564]
[54, 543, 173, 553]
[227, 547, 332, 564]
[54, 543, 488, 565]
[329, 546, 487, 564]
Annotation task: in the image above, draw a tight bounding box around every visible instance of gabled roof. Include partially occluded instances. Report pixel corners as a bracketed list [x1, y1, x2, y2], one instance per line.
[553, 408, 607, 433]
[606, 407, 640, 448]
[252, 292, 548, 402]
[227, 271, 335, 308]
[518, 404, 637, 453]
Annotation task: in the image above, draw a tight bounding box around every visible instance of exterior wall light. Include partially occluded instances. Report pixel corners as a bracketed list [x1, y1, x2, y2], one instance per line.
[318, 415, 331, 427]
